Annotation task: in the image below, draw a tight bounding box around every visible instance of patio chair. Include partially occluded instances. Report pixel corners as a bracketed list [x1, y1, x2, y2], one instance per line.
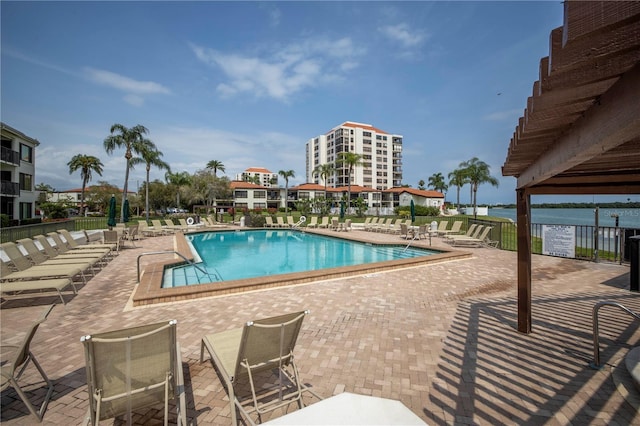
[81, 320, 187, 426]
[102, 231, 121, 252]
[436, 221, 449, 234]
[449, 226, 493, 247]
[17, 238, 100, 273]
[317, 216, 330, 228]
[286, 216, 295, 228]
[58, 229, 116, 253]
[438, 220, 463, 236]
[364, 217, 379, 231]
[276, 216, 286, 228]
[264, 216, 276, 228]
[1, 305, 55, 422]
[1, 261, 77, 305]
[200, 310, 322, 426]
[1, 242, 88, 284]
[305, 216, 318, 228]
[47, 232, 111, 259]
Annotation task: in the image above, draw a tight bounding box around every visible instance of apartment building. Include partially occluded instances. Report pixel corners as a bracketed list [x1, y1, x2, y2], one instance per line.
[0, 123, 39, 221]
[306, 121, 403, 192]
[235, 167, 278, 188]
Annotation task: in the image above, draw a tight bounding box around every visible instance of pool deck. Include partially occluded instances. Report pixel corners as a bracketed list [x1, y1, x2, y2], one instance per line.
[1, 226, 639, 425]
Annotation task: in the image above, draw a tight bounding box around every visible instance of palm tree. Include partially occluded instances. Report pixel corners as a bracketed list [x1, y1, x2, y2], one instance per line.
[427, 172, 448, 196]
[130, 140, 170, 221]
[165, 171, 192, 209]
[278, 169, 295, 213]
[103, 124, 149, 222]
[417, 180, 426, 190]
[206, 160, 225, 177]
[448, 168, 468, 210]
[461, 157, 499, 218]
[67, 154, 103, 216]
[336, 152, 363, 207]
[313, 163, 335, 194]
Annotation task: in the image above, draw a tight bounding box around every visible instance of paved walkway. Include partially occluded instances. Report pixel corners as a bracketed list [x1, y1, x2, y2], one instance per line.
[1, 228, 639, 425]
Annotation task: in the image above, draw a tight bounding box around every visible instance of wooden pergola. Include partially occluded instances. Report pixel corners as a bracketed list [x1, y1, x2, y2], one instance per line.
[501, 1, 640, 334]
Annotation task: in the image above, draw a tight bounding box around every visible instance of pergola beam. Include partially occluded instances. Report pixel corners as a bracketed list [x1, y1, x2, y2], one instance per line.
[517, 63, 640, 189]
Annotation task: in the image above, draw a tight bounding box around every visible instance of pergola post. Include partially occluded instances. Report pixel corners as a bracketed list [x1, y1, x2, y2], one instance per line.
[516, 189, 532, 334]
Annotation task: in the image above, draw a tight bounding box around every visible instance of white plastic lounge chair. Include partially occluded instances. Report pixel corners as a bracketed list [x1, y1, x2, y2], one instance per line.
[438, 220, 463, 236]
[276, 216, 286, 228]
[264, 216, 276, 228]
[306, 216, 318, 228]
[444, 224, 478, 242]
[81, 320, 187, 426]
[48, 232, 111, 258]
[200, 311, 322, 426]
[364, 217, 379, 231]
[286, 216, 295, 227]
[449, 226, 493, 247]
[0, 305, 55, 422]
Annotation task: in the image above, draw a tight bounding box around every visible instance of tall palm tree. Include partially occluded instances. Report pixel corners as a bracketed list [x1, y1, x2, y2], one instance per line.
[67, 154, 103, 216]
[130, 139, 170, 221]
[336, 152, 363, 207]
[417, 180, 426, 190]
[165, 171, 192, 209]
[427, 172, 448, 199]
[206, 160, 225, 177]
[313, 163, 335, 194]
[103, 124, 149, 222]
[461, 157, 499, 218]
[278, 169, 295, 213]
[448, 168, 468, 210]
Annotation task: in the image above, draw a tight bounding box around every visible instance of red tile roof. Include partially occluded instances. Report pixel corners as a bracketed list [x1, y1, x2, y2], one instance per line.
[326, 121, 389, 135]
[244, 167, 273, 174]
[230, 180, 268, 189]
[384, 187, 444, 198]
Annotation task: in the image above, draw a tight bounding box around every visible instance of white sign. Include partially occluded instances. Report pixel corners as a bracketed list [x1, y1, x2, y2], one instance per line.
[542, 225, 576, 258]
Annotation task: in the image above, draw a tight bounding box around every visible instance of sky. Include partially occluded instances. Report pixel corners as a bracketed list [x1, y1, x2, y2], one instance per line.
[2, 1, 634, 206]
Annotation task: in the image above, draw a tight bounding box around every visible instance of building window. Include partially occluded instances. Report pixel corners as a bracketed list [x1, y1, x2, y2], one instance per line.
[254, 191, 266, 199]
[19, 202, 32, 220]
[253, 203, 267, 209]
[19, 173, 33, 191]
[298, 192, 310, 199]
[234, 190, 248, 198]
[20, 144, 33, 163]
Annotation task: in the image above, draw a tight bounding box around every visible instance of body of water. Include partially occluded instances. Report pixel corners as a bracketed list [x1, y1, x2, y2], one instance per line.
[488, 208, 640, 228]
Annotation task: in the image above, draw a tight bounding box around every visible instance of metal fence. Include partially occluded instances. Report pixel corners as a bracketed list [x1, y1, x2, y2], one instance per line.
[0, 217, 109, 243]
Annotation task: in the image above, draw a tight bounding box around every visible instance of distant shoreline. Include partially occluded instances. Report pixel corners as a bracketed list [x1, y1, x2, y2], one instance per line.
[488, 202, 640, 209]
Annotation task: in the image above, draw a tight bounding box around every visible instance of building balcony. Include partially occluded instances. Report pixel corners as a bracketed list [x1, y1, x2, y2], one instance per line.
[1, 181, 20, 196]
[1, 147, 20, 166]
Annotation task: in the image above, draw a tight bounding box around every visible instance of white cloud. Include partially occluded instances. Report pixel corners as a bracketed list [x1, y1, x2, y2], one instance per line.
[123, 94, 145, 107]
[379, 23, 426, 48]
[84, 67, 171, 95]
[190, 36, 364, 102]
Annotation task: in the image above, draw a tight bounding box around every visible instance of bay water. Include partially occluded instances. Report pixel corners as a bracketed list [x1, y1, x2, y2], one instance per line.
[488, 208, 640, 229]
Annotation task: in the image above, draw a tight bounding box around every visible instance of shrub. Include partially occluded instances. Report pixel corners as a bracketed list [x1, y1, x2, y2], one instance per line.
[249, 213, 266, 227]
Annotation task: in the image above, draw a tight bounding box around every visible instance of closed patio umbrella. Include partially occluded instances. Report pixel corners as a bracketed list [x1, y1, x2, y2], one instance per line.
[410, 199, 415, 223]
[107, 195, 117, 228]
[340, 200, 345, 219]
[123, 199, 130, 223]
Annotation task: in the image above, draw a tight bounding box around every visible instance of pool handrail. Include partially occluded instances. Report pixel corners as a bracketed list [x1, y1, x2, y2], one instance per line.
[590, 300, 640, 369]
[137, 250, 215, 283]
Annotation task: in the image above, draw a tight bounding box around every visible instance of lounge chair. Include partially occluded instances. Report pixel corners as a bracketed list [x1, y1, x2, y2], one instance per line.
[152, 219, 173, 235]
[400, 223, 411, 239]
[0, 305, 55, 422]
[386, 219, 403, 234]
[286, 216, 295, 227]
[165, 218, 187, 232]
[138, 220, 163, 237]
[81, 320, 187, 426]
[306, 216, 318, 228]
[438, 220, 463, 236]
[276, 216, 286, 228]
[46, 233, 110, 262]
[330, 218, 339, 231]
[364, 217, 379, 231]
[1, 262, 77, 305]
[436, 221, 449, 235]
[58, 229, 116, 253]
[264, 216, 276, 228]
[17, 238, 101, 273]
[341, 219, 352, 231]
[1, 242, 88, 284]
[449, 226, 493, 247]
[34, 235, 105, 265]
[200, 311, 322, 426]
[317, 217, 330, 228]
[444, 224, 478, 242]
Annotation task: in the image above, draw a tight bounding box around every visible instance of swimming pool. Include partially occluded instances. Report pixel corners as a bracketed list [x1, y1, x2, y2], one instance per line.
[163, 229, 441, 288]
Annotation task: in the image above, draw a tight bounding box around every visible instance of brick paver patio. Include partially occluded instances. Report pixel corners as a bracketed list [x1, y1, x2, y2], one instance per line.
[2, 228, 639, 425]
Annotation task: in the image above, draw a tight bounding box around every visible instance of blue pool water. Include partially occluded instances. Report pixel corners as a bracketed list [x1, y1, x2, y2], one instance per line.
[163, 229, 439, 287]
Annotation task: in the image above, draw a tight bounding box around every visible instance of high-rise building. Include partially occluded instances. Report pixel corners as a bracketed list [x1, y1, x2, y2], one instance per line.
[306, 121, 403, 190]
[235, 167, 278, 188]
